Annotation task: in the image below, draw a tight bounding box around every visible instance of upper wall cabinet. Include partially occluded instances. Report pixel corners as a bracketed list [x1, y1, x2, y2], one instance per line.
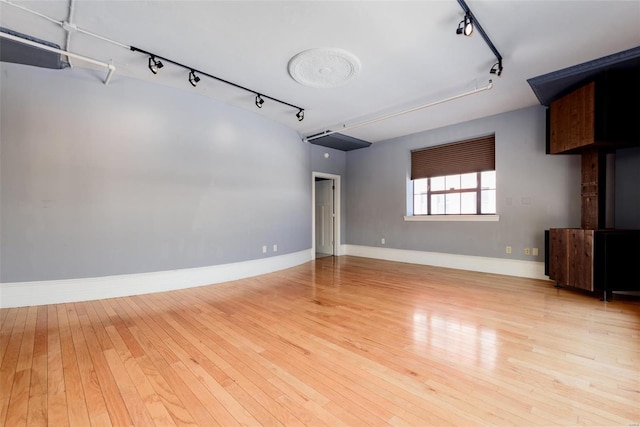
[548, 70, 640, 154]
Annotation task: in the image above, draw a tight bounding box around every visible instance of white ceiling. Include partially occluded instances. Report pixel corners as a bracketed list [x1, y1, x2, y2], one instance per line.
[2, 0, 639, 144]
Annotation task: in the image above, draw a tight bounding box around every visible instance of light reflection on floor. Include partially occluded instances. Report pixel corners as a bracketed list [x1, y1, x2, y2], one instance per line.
[412, 310, 497, 370]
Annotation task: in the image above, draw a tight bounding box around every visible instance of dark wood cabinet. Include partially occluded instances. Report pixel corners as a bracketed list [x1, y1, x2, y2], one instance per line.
[549, 229, 593, 291]
[545, 72, 640, 300]
[549, 83, 596, 153]
[547, 228, 640, 298]
[548, 70, 640, 154]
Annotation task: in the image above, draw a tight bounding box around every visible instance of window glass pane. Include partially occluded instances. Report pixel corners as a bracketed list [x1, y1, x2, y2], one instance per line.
[430, 176, 445, 191]
[414, 169, 496, 216]
[481, 171, 496, 189]
[431, 194, 445, 214]
[445, 193, 460, 214]
[460, 192, 476, 214]
[460, 173, 477, 189]
[413, 178, 428, 194]
[445, 174, 460, 190]
[481, 189, 496, 214]
[414, 194, 429, 215]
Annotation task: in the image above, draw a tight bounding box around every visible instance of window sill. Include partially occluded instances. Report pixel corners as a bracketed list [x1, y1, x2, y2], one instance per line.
[404, 214, 500, 222]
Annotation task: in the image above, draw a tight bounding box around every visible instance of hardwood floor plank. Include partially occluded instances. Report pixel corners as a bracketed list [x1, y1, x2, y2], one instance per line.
[162, 339, 248, 426]
[176, 289, 399, 424]
[202, 312, 392, 424]
[4, 306, 37, 426]
[66, 303, 112, 426]
[5, 369, 29, 427]
[102, 348, 156, 426]
[1, 256, 639, 426]
[26, 306, 48, 426]
[269, 380, 333, 426]
[0, 308, 19, 363]
[115, 297, 219, 426]
[263, 335, 452, 425]
[146, 297, 289, 426]
[46, 305, 69, 427]
[203, 285, 454, 424]
[127, 327, 199, 426]
[0, 307, 24, 426]
[0, 308, 10, 331]
[56, 304, 91, 426]
[100, 301, 177, 426]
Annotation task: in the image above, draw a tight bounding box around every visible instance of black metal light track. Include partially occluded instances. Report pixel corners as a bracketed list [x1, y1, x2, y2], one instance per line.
[130, 45, 305, 114]
[456, 0, 504, 75]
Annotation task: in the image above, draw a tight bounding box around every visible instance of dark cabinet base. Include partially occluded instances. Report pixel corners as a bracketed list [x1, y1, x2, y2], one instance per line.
[546, 228, 640, 300]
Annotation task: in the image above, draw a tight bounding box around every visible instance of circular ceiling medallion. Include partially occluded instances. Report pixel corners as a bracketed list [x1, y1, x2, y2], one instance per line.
[288, 48, 361, 88]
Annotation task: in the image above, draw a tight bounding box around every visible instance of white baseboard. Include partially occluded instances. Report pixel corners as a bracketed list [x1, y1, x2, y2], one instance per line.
[0, 249, 313, 308]
[0, 246, 548, 308]
[343, 245, 548, 280]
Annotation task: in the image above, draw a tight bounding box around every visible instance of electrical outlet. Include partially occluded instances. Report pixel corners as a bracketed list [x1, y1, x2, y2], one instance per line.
[524, 248, 531, 255]
[273, 244, 278, 252]
[506, 246, 512, 254]
[532, 247, 539, 256]
[381, 238, 386, 245]
[262, 245, 267, 253]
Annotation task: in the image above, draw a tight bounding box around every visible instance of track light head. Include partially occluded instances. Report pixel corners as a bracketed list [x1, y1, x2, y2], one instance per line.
[490, 61, 503, 77]
[188, 70, 200, 87]
[296, 109, 305, 122]
[456, 13, 473, 36]
[148, 56, 163, 74]
[255, 94, 265, 108]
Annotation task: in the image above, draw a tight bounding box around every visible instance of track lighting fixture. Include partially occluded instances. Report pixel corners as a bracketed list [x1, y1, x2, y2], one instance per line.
[188, 69, 200, 87]
[456, 12, 473, 36]
[130, 46, 305, 120]
[490, 60, 503, 76]
[455, 0, 504, 77]
[148, 55, 163, 74]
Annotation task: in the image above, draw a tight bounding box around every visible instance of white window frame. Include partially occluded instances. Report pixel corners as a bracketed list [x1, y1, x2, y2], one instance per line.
[405, 172, 500, 222]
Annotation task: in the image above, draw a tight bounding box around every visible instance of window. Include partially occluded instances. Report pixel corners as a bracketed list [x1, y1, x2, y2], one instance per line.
[410, 134, 496, 217]
[413, 171, 496, 215]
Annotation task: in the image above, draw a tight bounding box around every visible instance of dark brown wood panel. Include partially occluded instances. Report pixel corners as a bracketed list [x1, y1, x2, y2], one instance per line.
[549, 82, 595, 153]
[548, 228, 568, 284]
[580, 149, 606, 229]
[568, 229, 583, 288]
[550, 228, 594, 291]
[547, 228, 640, 295]
[568, 229, 594, 291]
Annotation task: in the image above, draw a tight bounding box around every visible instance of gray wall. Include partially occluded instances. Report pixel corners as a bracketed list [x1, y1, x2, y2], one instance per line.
[616, 147, 640, 229]
[345, 106, 582, 260]
[1, 63, 311, 282]
[4, 63, 638, 284]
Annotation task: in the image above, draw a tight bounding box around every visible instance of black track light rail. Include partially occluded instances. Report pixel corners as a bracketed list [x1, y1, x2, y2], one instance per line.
[130, 46, 304, 112]
[456, 0, 503, 68]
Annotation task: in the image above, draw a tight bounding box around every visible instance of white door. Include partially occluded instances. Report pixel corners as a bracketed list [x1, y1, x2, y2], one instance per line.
[315, 179, 334, 255]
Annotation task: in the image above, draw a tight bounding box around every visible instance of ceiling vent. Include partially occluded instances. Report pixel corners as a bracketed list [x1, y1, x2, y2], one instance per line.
[307, 132, 371, 151]
[0, 27, 69, 70]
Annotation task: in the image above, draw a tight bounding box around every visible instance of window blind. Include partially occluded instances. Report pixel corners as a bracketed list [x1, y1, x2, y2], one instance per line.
[411, 134, 495, 180]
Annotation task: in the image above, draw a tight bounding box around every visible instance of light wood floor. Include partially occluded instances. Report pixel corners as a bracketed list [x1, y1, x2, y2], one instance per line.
[1, 256, 639, 426]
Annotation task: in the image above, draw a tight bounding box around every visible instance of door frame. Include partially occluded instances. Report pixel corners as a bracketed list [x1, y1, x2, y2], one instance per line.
[312, 172, 341, 258]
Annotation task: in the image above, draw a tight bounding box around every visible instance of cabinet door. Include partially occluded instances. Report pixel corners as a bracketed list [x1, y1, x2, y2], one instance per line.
[568, 229, 594, 291]
[548, 229, 568, 285]
[549, 83, 595, 153]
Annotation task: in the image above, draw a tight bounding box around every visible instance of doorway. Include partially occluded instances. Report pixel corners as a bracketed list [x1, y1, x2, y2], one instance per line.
[312, 172, 340, 258]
